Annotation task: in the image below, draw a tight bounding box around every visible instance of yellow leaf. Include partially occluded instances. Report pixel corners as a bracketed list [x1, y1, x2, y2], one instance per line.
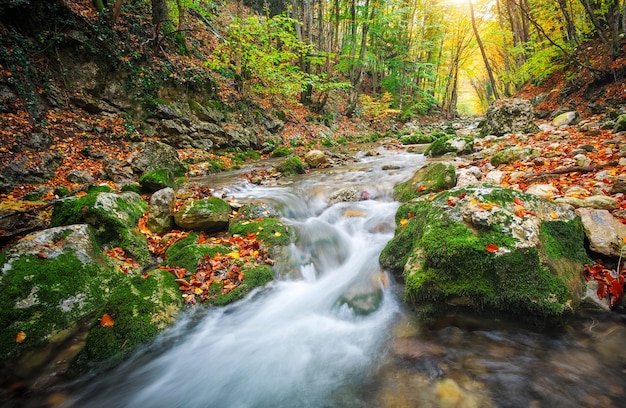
[257, 226, 264, 231]
[226, 251, 240, 259]
[15, 331, 26, 344]
[194, 287, 203, 295]
[550, 211, 559, 219]
[274, 231, 282, 237]
[470, 199, 478, 205]
[400, 219, 409, 228]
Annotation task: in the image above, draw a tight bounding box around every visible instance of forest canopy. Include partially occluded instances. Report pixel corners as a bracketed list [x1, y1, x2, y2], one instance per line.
[1, 0, 625, 117]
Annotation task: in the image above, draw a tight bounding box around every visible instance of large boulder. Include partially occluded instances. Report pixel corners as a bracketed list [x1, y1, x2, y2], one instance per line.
[50, 190, 149, 263]
[380, 185, 588, 325]
[393, 163, 457, 202]
[481, 99, 540, 136]
[491, 146, 540, 167]
[174, 197, 232, 231]
[131, 140, 186, 178]
[424, 136, 474, 157]
[147, 187, 176, 235]
[575, 208, 626, 258]
[552, 111, 581, 127]
[0, 225, 116, 361]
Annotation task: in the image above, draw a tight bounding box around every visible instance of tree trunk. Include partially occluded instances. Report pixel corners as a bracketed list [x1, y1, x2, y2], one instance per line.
[112, 0, 124, 22]
[469, 0, 500, 101]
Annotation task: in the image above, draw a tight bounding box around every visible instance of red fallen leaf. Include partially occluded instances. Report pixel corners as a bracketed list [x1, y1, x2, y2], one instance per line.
[514, 197, 524, 206]
[100, 313, 114, 328]
[35, 252, 48, 259]
[485, 244, 499, 253]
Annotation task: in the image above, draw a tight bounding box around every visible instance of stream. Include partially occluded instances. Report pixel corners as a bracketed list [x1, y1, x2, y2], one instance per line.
[58, 146, 626, 407]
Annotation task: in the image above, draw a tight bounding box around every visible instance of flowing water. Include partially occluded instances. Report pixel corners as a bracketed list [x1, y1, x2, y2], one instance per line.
[15, 146, 626, 407]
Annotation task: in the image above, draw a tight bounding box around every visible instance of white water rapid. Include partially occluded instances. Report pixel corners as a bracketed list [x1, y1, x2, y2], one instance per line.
[66, 148, 426, 408]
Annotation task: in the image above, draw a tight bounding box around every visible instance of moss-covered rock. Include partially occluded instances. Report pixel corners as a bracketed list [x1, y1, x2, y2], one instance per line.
[399, 133, 434, 144]
[0, 225, 117, 361]
[229, 218, 294, 247]
[50, 191, 149, 264]
[139, 168, 176, 192]
[424, 135, 474, 157]
[161, 231, 275, 307]
[166, 242, 231, 272]
[276, 156, 305, 175]
[613, 113, 626, 132]
[173, 197, 232, 231]
[73, 268, 182, 369]
[131, 140, 187, 178]
[205, 265, 274, 306]
[380, 185, 588, 325]
[491, 146, 540, 167]
[393, 163, 457, 202]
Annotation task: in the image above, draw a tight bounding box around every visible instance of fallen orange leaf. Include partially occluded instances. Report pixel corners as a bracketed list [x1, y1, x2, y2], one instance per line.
[100, 313, 115, 327]
[485, 244, 499, 253]
[550, 211, 559, 219]
[15, 331, 26, 344]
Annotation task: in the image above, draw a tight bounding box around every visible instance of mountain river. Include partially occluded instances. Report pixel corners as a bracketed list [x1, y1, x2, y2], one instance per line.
[44, 146, 626, 406]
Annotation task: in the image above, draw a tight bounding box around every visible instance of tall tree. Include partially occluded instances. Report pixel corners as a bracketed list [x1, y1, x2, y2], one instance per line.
[469, 0, 500, 101]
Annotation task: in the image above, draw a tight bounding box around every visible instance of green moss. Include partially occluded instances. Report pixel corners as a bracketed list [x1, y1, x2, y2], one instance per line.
[53, 185, 71, 197]
[229, 218, 293, 246]
[393, 163, 457, 202]
[424, 136, 474, 157]
[276, 157, 305, 175]
[50, 192, 149, 264]
[166, 244, 231, 272]
[164, 232, 200, 258]
[139, 168, 175, 192]
[399, 133, 433, 144]
[121, 183, 142, 194]
[382, 187, 584, 325]
[205, 265, 274, 306]
[0, 249, 117, 361]
[270, 146, 292, 157]
[75, 270, 181, 367]
[87, 185, 112, 194]
[540, 219, 589, 262]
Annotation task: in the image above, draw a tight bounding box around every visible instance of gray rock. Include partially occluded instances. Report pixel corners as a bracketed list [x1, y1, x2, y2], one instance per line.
[481, 99, 540, 136]
[105, 164, 135, 183]
[174, 197, 232, 231]
[582, 195, 617, 210]
[147, 188, 176, 234]
[581, 280, 611, 311]
[526, 184, 559, 200]
[131, 140, 186, 177]
[153, 104, 180, 119]
[304, 150, 327, 168]
[552, 111, 581, 127]
[455, 170, 480, 188]
[328, 187, 361, 204]
[491, 146, 540, 167]
[67, 170, 93, 184]
[575, 208, 626, 257]
[610, 178, 626, 194]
